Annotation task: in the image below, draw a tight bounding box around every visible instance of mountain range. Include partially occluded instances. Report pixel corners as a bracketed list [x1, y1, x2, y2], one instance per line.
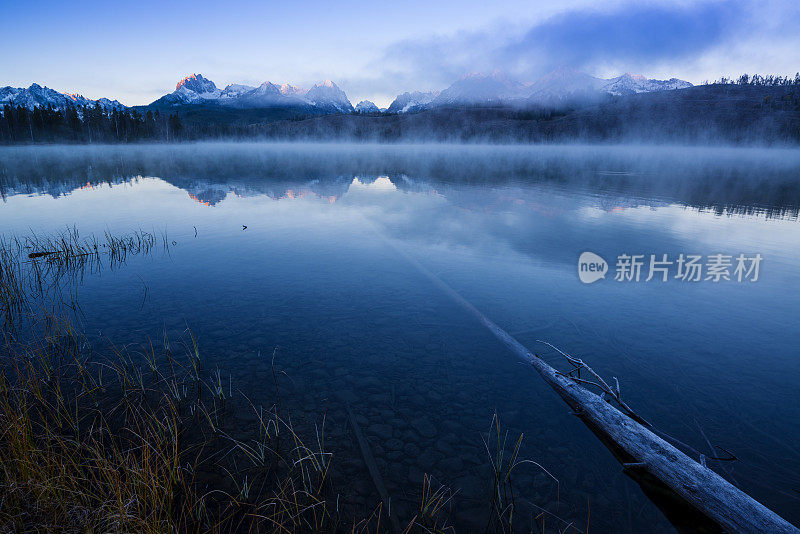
[429, 68, 692, 107]
[150, 74, 355, 113]
[152, 69, 692, 113]
[2, 68, 692, 117]
[0, 83, 126, 112]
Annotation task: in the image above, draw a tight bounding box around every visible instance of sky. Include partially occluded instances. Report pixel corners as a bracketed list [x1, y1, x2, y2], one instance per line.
[2, 0, 799, 107]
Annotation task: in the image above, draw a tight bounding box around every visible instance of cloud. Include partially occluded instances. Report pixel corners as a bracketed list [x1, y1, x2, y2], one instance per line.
[502, 2, 736, 74]
[355, 0, 800, 102]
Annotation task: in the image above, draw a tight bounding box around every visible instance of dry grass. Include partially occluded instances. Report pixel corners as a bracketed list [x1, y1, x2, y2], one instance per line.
[0, 315, 194, 532]
[0, 231, 456, 533]
[0, 311, 388, 533]
[0, 229, 578, 533]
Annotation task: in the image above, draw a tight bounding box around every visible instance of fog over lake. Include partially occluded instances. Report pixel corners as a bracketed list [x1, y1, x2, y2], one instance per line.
[2, 142, 799, 532]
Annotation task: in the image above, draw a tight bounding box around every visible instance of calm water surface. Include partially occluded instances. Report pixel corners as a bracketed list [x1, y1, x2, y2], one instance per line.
[2, 143, 800, 532]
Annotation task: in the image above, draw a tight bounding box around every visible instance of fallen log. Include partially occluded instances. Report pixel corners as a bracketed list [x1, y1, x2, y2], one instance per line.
[481, 311, 798, 533]
[528, 348, 798, 534]
[387, 239, 799, 532]
[486, 322, 798, 533]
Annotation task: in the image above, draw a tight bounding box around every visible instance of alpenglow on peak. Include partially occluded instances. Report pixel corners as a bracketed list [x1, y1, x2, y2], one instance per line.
[176, 74, 218, 94]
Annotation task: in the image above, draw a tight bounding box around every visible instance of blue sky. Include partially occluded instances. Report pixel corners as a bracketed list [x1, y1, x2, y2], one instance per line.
[3, 0, 798, 107]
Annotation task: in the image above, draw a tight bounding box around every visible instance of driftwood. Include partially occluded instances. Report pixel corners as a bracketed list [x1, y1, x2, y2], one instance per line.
[477, 313, 798, 533]
[481, 313, 798, 532]
[387, 241, 799, 532]
[528, 346, 799, 534]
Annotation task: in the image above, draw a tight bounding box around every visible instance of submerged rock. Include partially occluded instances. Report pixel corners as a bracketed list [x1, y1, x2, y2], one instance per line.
[411, 418, 437, 439]
[368, 423, 393, 440]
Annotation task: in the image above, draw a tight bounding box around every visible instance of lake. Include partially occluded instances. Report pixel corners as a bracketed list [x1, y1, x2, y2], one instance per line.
[2, 142, 799, 532]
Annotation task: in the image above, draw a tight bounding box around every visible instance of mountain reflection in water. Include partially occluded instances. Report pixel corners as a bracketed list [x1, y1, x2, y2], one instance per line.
[1, 143, 799, 532]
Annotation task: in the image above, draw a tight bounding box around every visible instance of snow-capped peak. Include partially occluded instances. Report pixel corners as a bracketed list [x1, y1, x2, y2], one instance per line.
[355, 100, 380, 113]
[602, 73, 692, 95]
[623, 73, 647, 81]
[158, 74, 223, 104]
[310, 80, 343, 92]
[219, 84, 255, 99]
[304, 80, 353, 112]
[0, 83, 127, 112]
[386, 91, 439, 113]
[526, 68, 605, 103]
[251, 82, 282, 95]
[433, 72, 527, 105]
[280, 83, 304, 96]
[176, 73, 218, 94]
